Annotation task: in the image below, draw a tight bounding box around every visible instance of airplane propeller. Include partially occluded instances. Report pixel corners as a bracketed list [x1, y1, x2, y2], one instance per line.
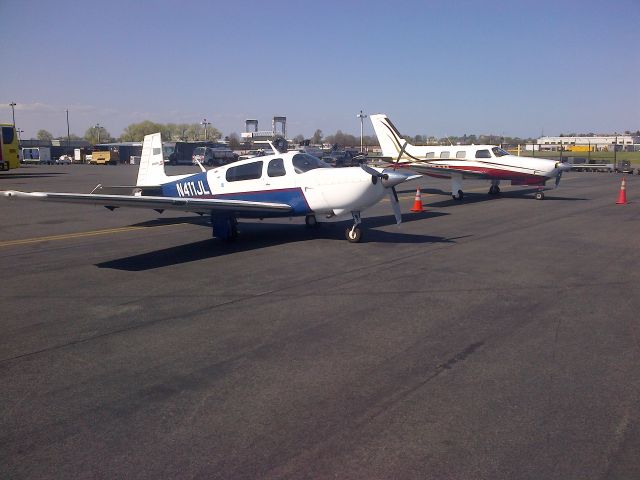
[360, 164, 416, 224]
[555, 161, 571, 188]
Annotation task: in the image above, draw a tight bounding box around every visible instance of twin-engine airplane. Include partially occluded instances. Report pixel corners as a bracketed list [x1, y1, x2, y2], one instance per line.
[1, 133, 418, 243]
[370, 114, 571, 200]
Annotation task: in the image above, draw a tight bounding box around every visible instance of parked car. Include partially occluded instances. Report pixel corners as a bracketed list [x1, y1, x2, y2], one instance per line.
[192, 146, 237, 166]
[56, 154, 73, 165]
[322, 150, 365, 167]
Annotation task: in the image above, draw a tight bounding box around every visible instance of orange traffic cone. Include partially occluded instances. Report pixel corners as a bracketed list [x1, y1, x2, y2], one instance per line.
[616, 178, 627, 205]
[411, 187, 425, 212]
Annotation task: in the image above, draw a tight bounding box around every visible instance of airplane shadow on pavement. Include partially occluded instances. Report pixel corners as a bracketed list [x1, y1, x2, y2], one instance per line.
[0, 172, 68, 180]
[426, 189, 588, 208]
[97, 212, 453, 271]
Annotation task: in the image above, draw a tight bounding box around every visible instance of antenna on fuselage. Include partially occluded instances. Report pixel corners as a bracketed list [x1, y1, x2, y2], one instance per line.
[193, 159, 206, 172]
[267, 141, 279, 155]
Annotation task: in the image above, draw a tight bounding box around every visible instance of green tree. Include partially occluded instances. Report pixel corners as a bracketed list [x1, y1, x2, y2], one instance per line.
[36, 129, 53, 142]
[177, 123, 221, 141]
[120, 121, 171, 141]
[84, 126, 111, 144]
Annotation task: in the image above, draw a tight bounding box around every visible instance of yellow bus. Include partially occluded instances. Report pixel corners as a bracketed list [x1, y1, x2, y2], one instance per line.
[0, 124, 20, 170]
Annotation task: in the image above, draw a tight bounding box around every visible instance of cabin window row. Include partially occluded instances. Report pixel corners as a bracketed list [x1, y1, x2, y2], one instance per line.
[421, 148, 507, 160]
[225, 154, 330, 182]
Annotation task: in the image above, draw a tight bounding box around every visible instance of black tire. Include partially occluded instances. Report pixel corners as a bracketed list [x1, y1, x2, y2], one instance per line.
[452, 190, 464, 201]
[345, 227, 362, 243]
[535, 191, 544, 200]
[305, 215, 318, 228]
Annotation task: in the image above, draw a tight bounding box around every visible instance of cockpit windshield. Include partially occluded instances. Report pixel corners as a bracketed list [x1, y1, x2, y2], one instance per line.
[492, 147, 509, 157]
[292, 153, 330, 173]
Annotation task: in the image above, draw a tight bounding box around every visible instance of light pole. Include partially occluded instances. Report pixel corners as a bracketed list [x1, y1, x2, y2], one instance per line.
[201, 118, 211, 141]
[66, 109, 71, 150]
[356, 110, 368, 153]
[614, 133, 618, 170]
[9, 102, 16, 127]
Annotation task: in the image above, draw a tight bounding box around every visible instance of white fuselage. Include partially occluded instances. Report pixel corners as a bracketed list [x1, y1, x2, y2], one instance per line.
[393, 144, 561, 183]
[162, 151, 387, 219]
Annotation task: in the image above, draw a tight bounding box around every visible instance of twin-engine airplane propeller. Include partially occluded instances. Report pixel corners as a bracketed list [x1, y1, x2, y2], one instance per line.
[371, 114, 571, 200]
[1, 133, 419, 243]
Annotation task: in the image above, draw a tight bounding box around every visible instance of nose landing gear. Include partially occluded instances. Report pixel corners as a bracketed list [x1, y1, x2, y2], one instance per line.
[345, 211, 362, 243]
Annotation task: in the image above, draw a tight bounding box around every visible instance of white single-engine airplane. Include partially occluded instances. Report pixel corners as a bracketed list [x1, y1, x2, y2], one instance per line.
[1, 133, 419, 243]
[370, 114, 571, 200]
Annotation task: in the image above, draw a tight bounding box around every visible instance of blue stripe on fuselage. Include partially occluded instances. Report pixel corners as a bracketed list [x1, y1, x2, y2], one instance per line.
[161, 173, 310, 216]
[215, 188, 310, 215]
[162, 172, 211, 198]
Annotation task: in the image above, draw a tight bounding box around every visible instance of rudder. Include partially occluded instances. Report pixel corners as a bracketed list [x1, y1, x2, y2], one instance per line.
[136, 133, 169, 186]
[370, 114, 409, 159]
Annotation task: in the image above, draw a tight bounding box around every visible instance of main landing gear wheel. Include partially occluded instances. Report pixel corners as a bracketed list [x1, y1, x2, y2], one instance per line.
[452, 189, 464, 201]
[345, 226, 362, 243]
[305, 214, 318, 228]
[535, 191, 545, 200]
[223, 219, 239, 242]
[489, 185, 500, 195]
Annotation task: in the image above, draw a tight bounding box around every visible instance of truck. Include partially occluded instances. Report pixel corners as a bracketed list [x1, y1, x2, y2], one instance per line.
[569, 158, 614, 173]
[166, 141, 226, 165]
[191, 146, 237, 166]
[614, 160, 636, 174]
[89, 146, 119, 165]
[21, 147, 52, 165]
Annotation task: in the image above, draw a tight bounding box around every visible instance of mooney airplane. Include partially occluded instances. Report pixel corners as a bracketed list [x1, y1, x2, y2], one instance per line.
[1, 133, 418, 243]
[371, 114, 571, 200]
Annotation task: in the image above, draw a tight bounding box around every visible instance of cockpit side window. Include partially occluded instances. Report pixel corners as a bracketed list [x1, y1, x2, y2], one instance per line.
[226, 160, 263, 182]
[267, 158, 286, 177]
[292, 153, 330, 173]
[492, 147, 509, 157]
[475, 149, 491, 158]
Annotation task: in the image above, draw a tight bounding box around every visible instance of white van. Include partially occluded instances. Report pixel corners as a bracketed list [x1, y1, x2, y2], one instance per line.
[22, 147, 52, 165]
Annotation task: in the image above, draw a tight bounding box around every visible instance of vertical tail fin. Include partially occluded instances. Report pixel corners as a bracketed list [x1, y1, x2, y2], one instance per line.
[136, 133, 169, 186]
[370, 114, 413, 159]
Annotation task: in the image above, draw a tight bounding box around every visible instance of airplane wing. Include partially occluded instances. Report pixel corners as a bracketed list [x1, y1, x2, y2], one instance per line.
[0, 190, 293, 215]
[395, 162, 491, 180]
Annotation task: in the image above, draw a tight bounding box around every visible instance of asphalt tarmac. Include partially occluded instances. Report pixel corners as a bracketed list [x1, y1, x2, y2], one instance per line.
[1, 164, 639, 479]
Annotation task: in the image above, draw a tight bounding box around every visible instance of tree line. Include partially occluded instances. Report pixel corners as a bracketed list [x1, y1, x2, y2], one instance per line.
[35, 121, 223, 144]
[38, 120, 635, 148]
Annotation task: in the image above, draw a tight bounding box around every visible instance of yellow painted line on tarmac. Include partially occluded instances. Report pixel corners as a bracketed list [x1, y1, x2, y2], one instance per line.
[0, 223, 185, 248]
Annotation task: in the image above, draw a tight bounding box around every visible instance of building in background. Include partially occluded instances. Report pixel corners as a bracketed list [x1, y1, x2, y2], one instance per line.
[529, 134, 640, 152]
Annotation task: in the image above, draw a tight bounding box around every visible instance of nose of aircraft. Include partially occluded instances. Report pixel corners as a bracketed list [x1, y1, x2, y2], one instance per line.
[557, 161, 572, 172]
[360, 164, 419, 188]
[380, 168, 421, 188]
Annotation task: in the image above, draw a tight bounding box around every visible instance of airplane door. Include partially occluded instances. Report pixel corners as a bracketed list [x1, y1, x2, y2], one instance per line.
[263, 157, 290, 190]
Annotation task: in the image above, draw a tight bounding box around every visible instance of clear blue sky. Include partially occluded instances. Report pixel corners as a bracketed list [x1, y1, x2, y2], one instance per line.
[1, 0, 638, 140]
